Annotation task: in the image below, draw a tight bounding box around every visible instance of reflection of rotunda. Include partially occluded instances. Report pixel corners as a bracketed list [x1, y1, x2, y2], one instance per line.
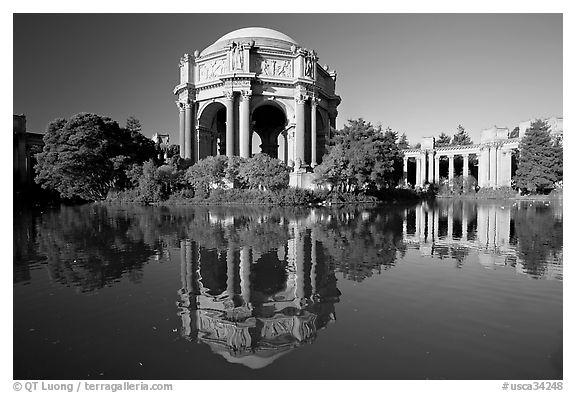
[177, 223, 340, 369]
[173, 27, 341, 176]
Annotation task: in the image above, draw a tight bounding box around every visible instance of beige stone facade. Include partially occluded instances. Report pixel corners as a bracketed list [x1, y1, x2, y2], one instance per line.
[173, 27, 341, 173]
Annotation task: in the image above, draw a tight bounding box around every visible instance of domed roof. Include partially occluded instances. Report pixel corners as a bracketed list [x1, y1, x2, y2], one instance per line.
[200, 27, 298, 56]
[216, 27, 298, 45]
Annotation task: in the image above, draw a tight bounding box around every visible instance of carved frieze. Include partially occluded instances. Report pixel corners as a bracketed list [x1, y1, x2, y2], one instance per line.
[253, 55, 293, 78]
[199, 58, 227, 81]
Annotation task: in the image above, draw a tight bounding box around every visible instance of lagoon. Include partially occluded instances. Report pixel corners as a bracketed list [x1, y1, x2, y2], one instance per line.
[13, 200, 562, 379]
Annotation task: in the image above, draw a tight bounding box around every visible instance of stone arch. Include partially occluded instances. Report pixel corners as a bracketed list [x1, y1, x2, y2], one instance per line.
[197, 101, 226, 158]
[251, 96, 294, 125]
[251, 103, 288, 159]
[315, 106, 328, 164]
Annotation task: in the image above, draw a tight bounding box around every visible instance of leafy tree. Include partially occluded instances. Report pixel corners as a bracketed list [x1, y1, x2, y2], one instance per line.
[35, 113, 156, 201]
[514, 119, 562, 194]
[314, 118, 401, 192]
[397, 133, 410, 150]
[451, 125, 472, 145]
[186, 155, 229, 195]
[413, 142, 421, 149]
[238, 154, 290, 191]
[509, 126, 520, 139]
[435, 132, 452, 147]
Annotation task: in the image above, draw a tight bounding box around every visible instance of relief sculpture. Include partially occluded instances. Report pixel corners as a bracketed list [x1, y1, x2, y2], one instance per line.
[260, 58, 292, 78]
[199, 58, 226, 81]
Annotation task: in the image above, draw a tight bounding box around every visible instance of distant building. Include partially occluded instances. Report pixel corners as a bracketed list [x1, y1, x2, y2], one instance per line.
[517, 116, 563, 140]
[13, 114, 44, 191]
[152, 133, 170, 160]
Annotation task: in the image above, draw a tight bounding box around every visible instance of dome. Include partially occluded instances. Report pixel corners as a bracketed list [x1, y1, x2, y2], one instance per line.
[200, 27, 298, 56]
[216, 27, 297, 45]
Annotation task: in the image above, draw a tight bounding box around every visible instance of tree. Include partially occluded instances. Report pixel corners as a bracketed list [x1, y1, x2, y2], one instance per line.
[126, 116, 142, 134]
[186, 155, 229, 195]
[451, 125, 472, 145]
[314, 118, 401, 192]
[35, 113, 157, 201]
[238, 154, 290, 191]
[435, 132, 451, 147]
[509, 126, 520, 139]
[397, 133, 410, 150]
[514, 119, 562, 194]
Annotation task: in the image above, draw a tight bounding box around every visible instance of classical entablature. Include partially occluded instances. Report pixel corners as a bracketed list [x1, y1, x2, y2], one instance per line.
[173, 27, 341, 171]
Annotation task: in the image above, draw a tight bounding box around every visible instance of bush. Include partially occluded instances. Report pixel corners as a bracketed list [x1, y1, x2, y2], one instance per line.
[238, 154, 290, 191]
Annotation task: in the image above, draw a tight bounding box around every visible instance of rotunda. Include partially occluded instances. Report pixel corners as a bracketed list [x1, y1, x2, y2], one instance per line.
[173, 27, 341, 175]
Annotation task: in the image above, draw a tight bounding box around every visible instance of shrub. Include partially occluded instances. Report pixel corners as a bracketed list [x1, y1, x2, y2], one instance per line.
[238, 154, 290, 191]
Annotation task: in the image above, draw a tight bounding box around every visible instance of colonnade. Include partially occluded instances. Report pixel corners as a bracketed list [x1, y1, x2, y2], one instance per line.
[178, 92, 323, 168]
[403, 141, 516, 188]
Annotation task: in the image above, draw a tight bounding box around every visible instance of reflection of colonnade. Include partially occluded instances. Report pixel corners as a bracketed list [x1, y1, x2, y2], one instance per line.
[177, 222, 339, 369]
[403, 127, 517, 188]
[403, 202, 513, 258]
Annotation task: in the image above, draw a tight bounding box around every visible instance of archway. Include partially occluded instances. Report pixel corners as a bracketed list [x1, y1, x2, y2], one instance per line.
[198, 102, 226, 158]
[251, 104, 287, 159]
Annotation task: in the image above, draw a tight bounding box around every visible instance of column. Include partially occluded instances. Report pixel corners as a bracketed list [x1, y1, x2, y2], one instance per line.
[504, 150, 512, 187]
[479, 147, 489, 188]
[403, 157, 408, 185]
[295, 94, 306, 167]
[310, 230, 317, 296]
[239, 91, 251, 158]
[415, 205, 421, 239]
[226, 246, 235, 299]
[225, 92, 235, 157]
[448, 155, 454, 186]
[295, 230, 305, 301]
[240, 246, 251, 307]
[433, 207, 439, 240]
[419, 205, 426, 242]
[415, 156, 422, 186]
[311, 98, 318, 167]
[447, 204, 453, 240]
[489, 144, 497, 188]
[178, 104, 185, 158]
[427, 151, 434, 184]
[402, 210, 408, 238]
[462, 206, 468, 241]
[420, 152, 427, 186]
[434, 155, 440, 184]
[184, 102, 193, 160]
[427, 208, 433, 242]
[463, 154, 470, 178]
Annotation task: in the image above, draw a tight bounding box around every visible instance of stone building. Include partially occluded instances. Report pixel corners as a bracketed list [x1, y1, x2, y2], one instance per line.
[13, 114, 44, 191]
[403, 117, 563, 189]
[152, 132, 170, 160]
[173, 27, 341, 187]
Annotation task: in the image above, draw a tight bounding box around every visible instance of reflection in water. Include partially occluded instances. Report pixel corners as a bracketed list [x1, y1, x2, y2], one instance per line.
[13, 199, 562, 375]
[403, 200, 563, 280]
[176, 217, 341, 369]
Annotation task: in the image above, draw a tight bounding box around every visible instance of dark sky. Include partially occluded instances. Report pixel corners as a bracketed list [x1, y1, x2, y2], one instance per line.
[13, 13, 562, 144]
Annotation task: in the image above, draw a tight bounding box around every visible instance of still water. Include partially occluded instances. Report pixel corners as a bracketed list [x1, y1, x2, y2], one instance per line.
[13, 200, 562, 380]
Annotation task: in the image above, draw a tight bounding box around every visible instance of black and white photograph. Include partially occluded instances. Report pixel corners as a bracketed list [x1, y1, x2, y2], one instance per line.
[10, 6, 569, 389]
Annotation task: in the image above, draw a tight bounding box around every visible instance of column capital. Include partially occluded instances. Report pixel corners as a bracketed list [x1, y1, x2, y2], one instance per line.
[295, 92, 308, 105]
[184, 101, 194, 110]
[176, 101, 185, 111]
[224, 91, 234, 101]
[241, 90, 252, 99]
